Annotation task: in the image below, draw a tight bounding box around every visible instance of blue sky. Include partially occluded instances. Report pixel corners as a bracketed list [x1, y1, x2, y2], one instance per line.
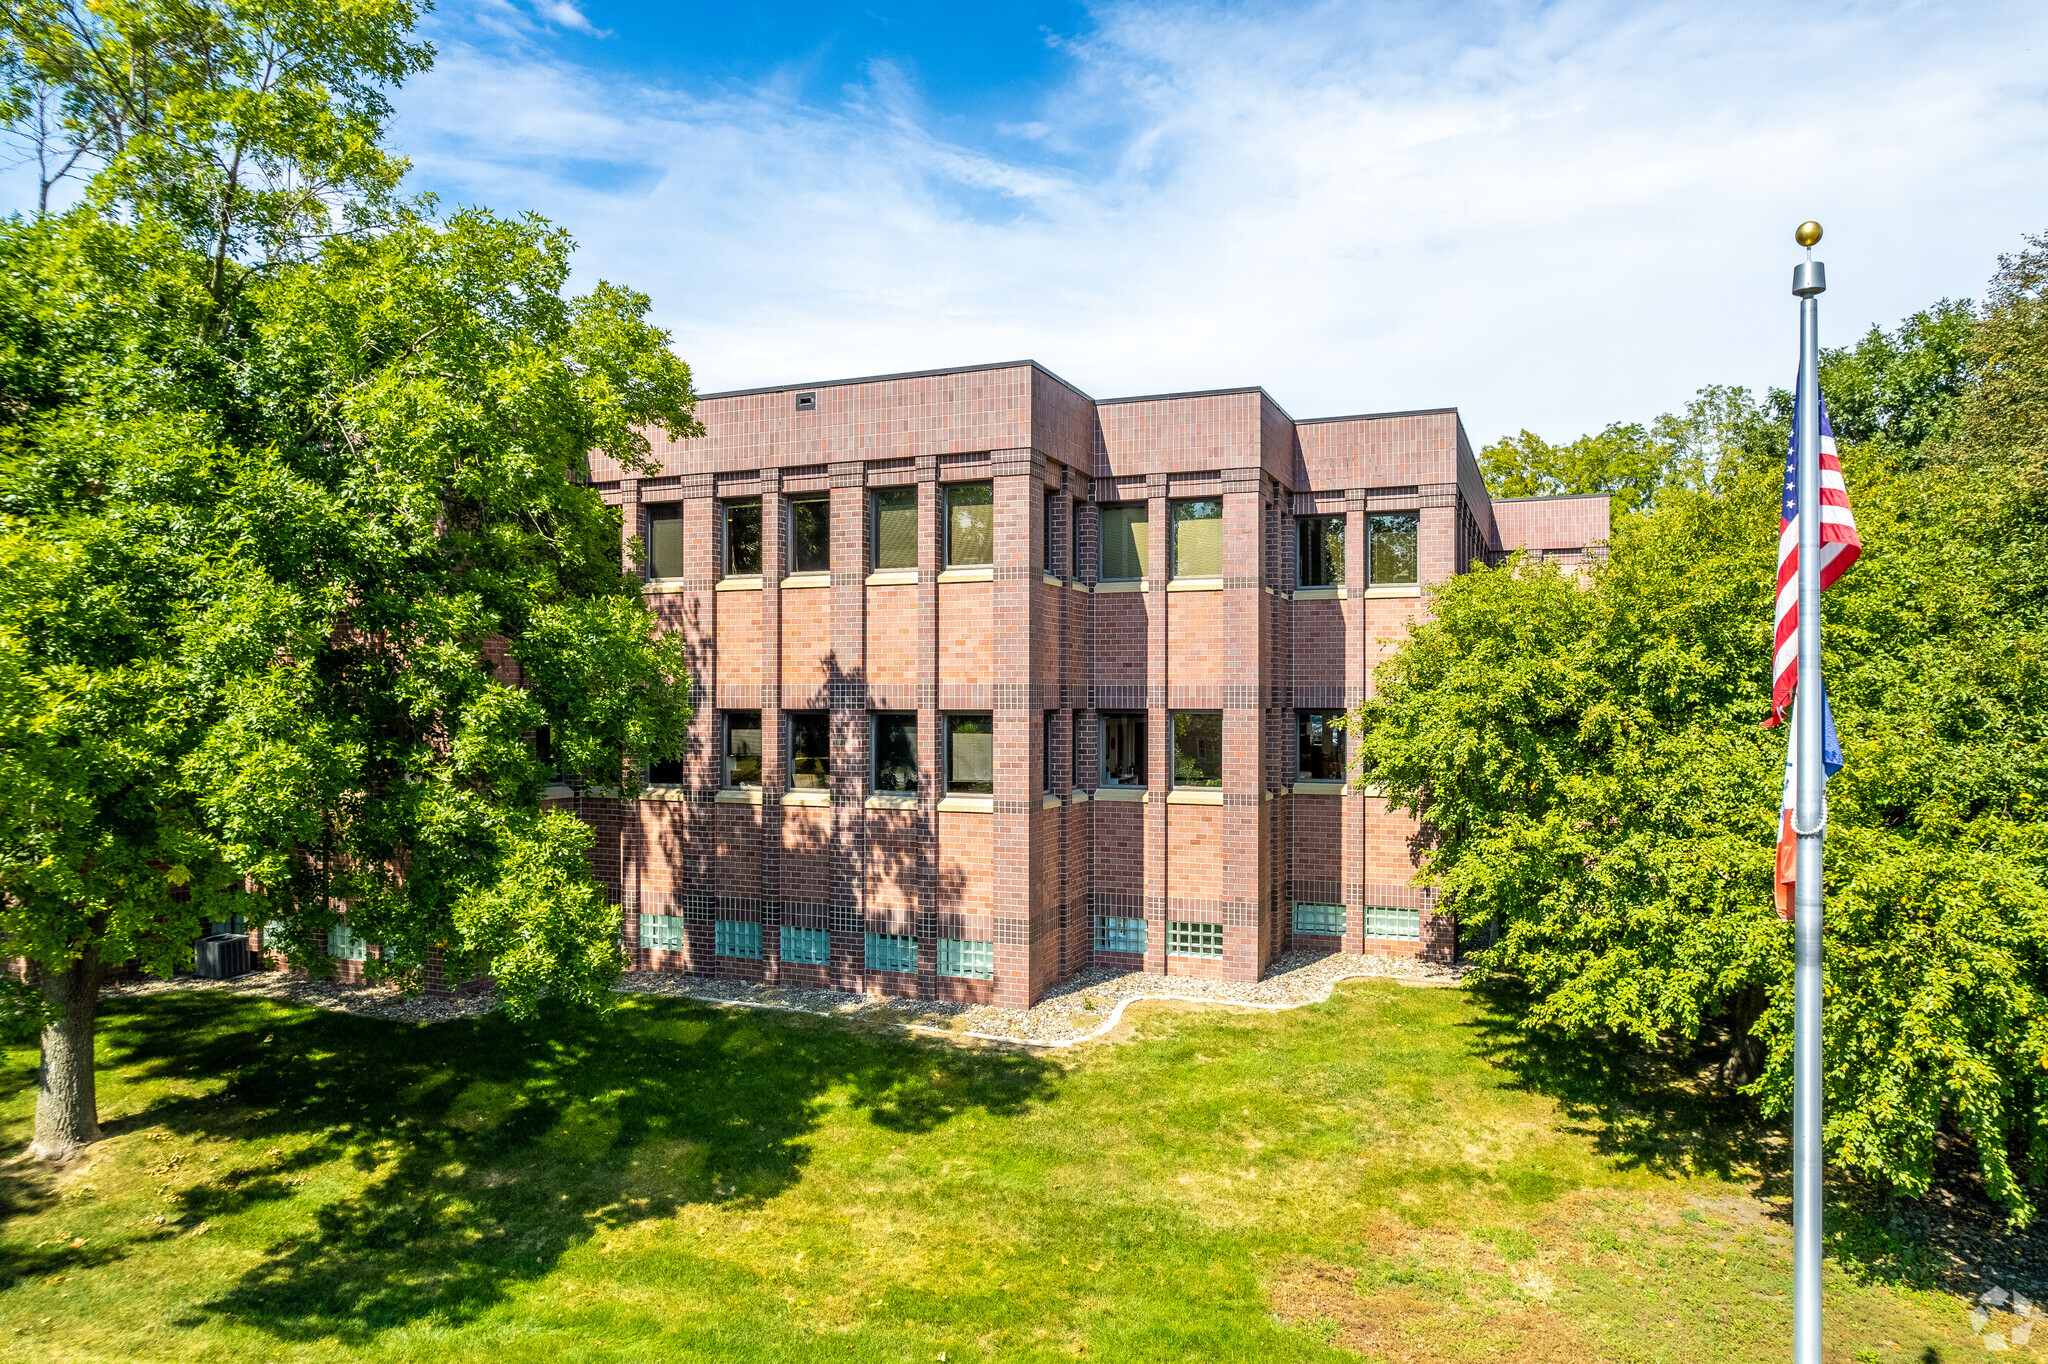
[30, 1, 2048, 445]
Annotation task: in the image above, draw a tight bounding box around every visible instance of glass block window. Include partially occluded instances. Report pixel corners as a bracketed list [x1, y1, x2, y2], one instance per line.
[788, 494, 831, 573]
[1094, 916, 1147, 954]
[1171, 498, 1223, 578]
[788, 711, 830, 789]
[946, 714, 994, 794]
[646, 504, 685, 580]
[1100, 711, 1146, 787]
[1297, 710, 1345, 781]
[714, 919, 761, 958]
[781, 925, 830, 965]
[946, 482, 994, 566]
[724, 711, 763, 788]
[1293, 902, 1347, 936]
[865, 932, 918, 973]
[1167, 919, 1225, 957]
[1368, 512, 1420, 585]
[327, 923, 367, 961]
[1172, 711, 1222, 787]
[937, 937, 993, 980]
[1298, 514, 1345, 587]
[1100, 503, 1147, 581]
[874, 712, 918, 792]
[872, 487, 919, 570]
[639, 913, 686, 951]
[1363, 905, 1422, 940]
[724, 498, 763, 576]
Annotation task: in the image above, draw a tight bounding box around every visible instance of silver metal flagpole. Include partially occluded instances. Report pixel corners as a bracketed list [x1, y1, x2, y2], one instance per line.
[1790, 221, 1827, 1364]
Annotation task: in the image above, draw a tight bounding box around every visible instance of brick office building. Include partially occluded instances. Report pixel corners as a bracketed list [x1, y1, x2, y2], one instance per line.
[557, 361, 1609, 1009]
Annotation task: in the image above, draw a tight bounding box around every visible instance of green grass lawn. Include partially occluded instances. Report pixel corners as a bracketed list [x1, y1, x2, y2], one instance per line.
[0, 977, 1998, 1363]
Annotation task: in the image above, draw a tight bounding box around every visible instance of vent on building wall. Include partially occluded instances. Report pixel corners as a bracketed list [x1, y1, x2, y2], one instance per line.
[794, 391, 817, 411]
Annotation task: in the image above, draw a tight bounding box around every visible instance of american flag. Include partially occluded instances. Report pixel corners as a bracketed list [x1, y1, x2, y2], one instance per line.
[1769, 391, 1861, 728]
[1770, 383, 1860, 920]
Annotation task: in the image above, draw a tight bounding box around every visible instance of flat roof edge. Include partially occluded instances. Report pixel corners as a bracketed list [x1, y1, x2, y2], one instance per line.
[1296, 406, 1460, 425]
[699, 359, 1086, 401]
[1490, 492, 1614, 504]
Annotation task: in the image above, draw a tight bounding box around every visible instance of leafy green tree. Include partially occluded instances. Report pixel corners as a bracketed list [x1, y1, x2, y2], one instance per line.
[0, 1, 697, 1159]
[1357, 277, 2048, 1221]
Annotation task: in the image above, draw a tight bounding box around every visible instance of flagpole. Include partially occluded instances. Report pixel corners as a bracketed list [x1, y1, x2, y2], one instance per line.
[1790, 223, 1827, 1364]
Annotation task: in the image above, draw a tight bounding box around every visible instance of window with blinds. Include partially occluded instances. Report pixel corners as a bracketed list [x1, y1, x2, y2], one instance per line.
[646, 504, 685, 580]
[946, 714, 994, 794]
[1171, 499, 1222, 578]
[872, 487, 919, 570]
[1099, 503, 1147, 581]
[945, 482, 993, 566]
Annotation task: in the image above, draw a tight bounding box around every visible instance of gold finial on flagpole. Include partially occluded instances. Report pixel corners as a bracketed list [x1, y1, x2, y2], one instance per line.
[1795, 221, 1823, 248]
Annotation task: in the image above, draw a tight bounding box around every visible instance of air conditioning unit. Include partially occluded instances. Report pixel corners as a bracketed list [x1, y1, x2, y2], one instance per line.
[195, 933, 252, 980]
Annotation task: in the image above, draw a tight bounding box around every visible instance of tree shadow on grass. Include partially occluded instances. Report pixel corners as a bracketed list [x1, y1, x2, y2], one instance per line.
[75, 987, 1058, 1344]
[1456, 973, 1777, 1191]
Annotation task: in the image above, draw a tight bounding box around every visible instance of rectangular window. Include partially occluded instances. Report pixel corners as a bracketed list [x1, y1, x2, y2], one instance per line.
[1363, 905, 1422, 940]
[945, 482, 994, 566]
[1070, 498, 1082, 580]
[639, 913, 685, 951]
[1297, 710, 1346, 781]
[724, 710, 763, 788]
[714, 919, 761, 959]
[1100, 711, 1146, 787]
[1167, 919, 1224, 958]
[788, 711, 830, 790]
[646, 504, 685, 580]
[865, 932, 918, 973]
[328, 923, 367, 961]
[648, 749, 685, 784]
[1070, 713, 1082, 792]
[534, 725, 563, 782]
[1044, 489, 1057, 574]
[1100, 503, 1148, 581]
[872, 487, 919, 570]
[788, 494, 831, 573]
[1368, 512, 1420, 585]
[1293, 902, 1347, 936]
[781, 925, 830, 965]
[946, 714, 994, 794]
[1043, 711, 1056, 794]
[724, 499, 763, 577]
[1172, 711, 1223, 787]
[937, 937, 993, 980]
[1171, 498, 1223, 578]
[1094, 915, 1147, 954]
[1297, 515, 1345, 587]
[873, 713, 918, 792]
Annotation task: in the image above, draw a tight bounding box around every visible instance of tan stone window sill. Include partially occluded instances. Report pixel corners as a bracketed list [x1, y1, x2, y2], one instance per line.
[1093, 786, 1148, 802]
[779, 788, 831, 807]
[937, 565, 994, 583]
[1068, 788, 1091, 802]
[1165, 787, 1224, 805]
[937, 794, 994, 813]
[1362, 583, 1422, 598]
[1165, 577, 1223, 593]
[714, 575, 764, 593]
[1041, 794, 1063, 809]
[642, 579, 689, 595]
[1094, 579, 1147, 594]
[1292, 586, 1345, 601]
[865, 569, 919, 587]
[865, 791, 919, 810]
[1041, 573, 1064, 588]
[1070, 580, 1094, 593]
[543, 783, 575, 800]
[1289, 780, 1347, 796]
[781, 571, 831, 589]
[714, 787, 765, 804]
[640, 784, 693, 803]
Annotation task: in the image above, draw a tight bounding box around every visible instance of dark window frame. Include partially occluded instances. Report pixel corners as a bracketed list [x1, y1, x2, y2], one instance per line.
[723, 498, 763, 578]
[1296, 709, 1346, 782]
[645, 503, 685, 581]
[872, 712, 919, 793]
[1169, 497, 1224, 579]
[1297, 514, 1346, 588]
[786, 493, 831, 574]
[1043, 710, 1056, 794]
[944, 481, 995, 568]
[787, 711, 830, 790]
[1099, 502, 1148, 582]
[1100, 710, 1147, 788]
[944, 713, 995, 794]
[871, 486, 919, 571]
[723, 709, 763, 789]
[1367, 511, 1421, 586]
[1171, 710, 1224, 788]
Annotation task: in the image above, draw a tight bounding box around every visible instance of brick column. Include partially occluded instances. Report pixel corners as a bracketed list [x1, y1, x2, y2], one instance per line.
[760, 472, 784, 978]
[1416, 481, 1459, 961]
[828, 466, 867, 990]
[1077, 496, 1100, 968]
[915, 459, 940, 995]
[993, 450, 1044, 1006]
[1341, 488, 1368, 955]
[1222, 468, 1267, 980]
[1144, 474, 1169, 976]
[682, 477, 721, 973]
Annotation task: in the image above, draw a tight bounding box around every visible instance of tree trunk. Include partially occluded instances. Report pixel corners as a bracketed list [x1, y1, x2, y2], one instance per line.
[29, 946, 103, 1161]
